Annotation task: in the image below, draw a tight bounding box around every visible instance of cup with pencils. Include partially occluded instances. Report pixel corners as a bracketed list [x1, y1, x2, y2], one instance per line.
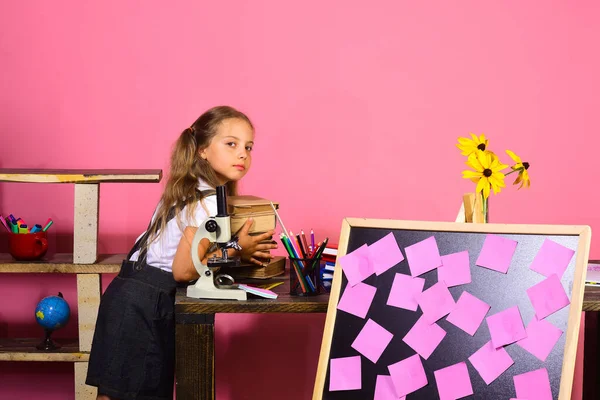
[280, 229, 329, 296]
[268, 202, 328, 296]
[2, 215, 53, 261]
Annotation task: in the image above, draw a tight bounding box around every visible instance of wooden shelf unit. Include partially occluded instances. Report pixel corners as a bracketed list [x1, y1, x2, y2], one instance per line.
[0, 253, 124, 273]
[0, 168, 162, 400]
[0, 338, 89, 362]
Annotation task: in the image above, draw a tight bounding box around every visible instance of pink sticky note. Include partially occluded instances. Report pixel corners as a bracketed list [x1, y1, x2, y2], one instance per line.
[337, 282, 377, 319]
[529, 239, 575, 279]
[526, 274, 570, 320]
[417, 281, 456, 324]
[405, 236, 442, 277]
[438, 251, 471, 287]
[513, 368, 552, 400]
[374, 375, 404, 400]
[434, 362, 473, 400]
[446, 291, 490, 336]
[402, 315, 446, 359]
[486, 306, 527, 348]
[237, 284, 277, 299]
[387, 354, 428, 397]
[329, 356, 361, 391]
[476, 234, 518, 274]
[351, 319, 394, 363]
[517, 318, 563, 361]
[339, 244, 374, 286]
[386, 273, 425, 311]
[368, 232, 405, 276]
[468, 340, 514, 385]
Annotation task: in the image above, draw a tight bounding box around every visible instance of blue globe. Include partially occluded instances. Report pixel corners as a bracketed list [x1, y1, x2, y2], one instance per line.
[35, 293, 70, 331]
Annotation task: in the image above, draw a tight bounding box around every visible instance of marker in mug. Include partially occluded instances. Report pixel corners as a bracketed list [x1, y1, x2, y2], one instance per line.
[30, 224, 43, 233]
[18, 224, 29, 234]
[42, 219, 53, 232]
[0, 216, 9, 232]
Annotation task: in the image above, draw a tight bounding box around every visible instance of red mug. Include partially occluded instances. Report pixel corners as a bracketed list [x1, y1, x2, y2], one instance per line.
[8, 231, 49, 261]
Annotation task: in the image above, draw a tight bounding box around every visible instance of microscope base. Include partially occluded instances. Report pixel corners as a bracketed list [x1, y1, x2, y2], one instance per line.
[186, 284, 248, 300]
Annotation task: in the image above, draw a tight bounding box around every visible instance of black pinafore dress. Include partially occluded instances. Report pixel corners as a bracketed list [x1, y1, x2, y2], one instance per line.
[86, 191, 214, 399]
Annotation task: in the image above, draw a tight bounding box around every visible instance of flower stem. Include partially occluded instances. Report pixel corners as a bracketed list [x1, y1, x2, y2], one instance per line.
[482, 193, 488, 223]
[484, 196, 489, 223]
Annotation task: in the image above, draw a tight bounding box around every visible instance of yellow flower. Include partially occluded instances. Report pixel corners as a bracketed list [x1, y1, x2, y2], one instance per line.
[456, 133, 489, 157]
[462, 151, 508, 199]
[506, 150, 531, 189]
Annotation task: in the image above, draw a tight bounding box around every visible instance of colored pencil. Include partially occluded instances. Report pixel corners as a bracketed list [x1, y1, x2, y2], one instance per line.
[295, 232, 307, 258]
[301, 230, 310, 256]
[271, 202, 291, 238]
[280, 234, 308, 293]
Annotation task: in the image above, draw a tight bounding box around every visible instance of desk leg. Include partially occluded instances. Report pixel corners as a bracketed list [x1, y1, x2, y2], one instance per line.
[176, 314, 215, 400]
[583, 311, 598, 399]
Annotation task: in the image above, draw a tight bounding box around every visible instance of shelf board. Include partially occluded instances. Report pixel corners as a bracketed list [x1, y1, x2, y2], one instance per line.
[0, 169, 162, 184]
[0, 253, 124, 273]
[0, 338, 89, 362]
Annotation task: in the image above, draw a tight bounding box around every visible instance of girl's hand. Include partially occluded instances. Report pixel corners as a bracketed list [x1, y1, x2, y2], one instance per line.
[172, 227, 212, 282]
[236, 218, 278, 266]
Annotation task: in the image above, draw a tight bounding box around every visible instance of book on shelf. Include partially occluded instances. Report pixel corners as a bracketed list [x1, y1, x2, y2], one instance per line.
[319, 243, 338, 292]
[323, 243, 338, 257]
[586, 262, 600, 286]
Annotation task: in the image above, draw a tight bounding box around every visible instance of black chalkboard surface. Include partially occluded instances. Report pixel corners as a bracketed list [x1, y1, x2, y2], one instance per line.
[312, 219, 590, 400]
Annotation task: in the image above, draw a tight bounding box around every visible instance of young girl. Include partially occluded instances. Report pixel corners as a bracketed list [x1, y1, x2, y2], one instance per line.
[86, 106, 277, 400]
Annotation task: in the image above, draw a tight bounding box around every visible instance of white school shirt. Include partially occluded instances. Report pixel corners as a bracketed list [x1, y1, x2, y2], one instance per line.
[129, 179, 218, 272]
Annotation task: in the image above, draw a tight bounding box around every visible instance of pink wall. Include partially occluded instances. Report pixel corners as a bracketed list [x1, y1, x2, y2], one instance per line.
[1, 1, 598, 399]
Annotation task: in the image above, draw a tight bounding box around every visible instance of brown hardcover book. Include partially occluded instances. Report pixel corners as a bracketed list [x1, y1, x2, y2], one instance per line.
[227, 195, 279, 215]
[219, 256, 285, 280]
[230, 212, 277, 234]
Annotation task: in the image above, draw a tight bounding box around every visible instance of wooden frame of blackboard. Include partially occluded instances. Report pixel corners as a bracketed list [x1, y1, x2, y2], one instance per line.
[312, 218, 591, 400]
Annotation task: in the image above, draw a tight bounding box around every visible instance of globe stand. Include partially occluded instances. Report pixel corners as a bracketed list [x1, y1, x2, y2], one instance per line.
[36, 328, 60, 351]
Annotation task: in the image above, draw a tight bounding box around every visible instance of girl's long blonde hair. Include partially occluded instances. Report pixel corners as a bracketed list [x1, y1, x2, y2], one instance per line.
[143, 106, 254, 250]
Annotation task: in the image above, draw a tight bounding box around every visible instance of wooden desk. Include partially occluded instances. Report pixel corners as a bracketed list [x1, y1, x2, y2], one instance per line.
[174, 274, 329, 400]
[174, 278, 600, 400]
[583, 285, 600, 399]
[583, 285, 600, 311]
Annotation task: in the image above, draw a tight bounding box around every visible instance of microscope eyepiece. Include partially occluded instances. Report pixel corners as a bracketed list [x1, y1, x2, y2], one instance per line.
[216, 185, 228, 217]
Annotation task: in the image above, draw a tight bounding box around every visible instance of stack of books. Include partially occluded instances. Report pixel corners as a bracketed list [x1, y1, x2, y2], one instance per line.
[321, 242, 338, 291]
[220, 195, 285, 279]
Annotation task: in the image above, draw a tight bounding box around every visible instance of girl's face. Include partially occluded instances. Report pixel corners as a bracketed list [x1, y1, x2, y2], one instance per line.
[200, 118, 254, 185]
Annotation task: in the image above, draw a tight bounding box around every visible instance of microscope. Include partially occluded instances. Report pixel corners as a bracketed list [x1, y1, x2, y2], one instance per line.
[186, 185, 248, 300]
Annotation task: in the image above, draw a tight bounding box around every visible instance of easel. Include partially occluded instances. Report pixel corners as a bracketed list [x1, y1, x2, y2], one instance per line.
[311, 212, 589, 400]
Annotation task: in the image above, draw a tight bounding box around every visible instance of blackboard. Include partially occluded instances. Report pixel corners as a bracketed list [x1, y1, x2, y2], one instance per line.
[313, 219, 590, 400]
